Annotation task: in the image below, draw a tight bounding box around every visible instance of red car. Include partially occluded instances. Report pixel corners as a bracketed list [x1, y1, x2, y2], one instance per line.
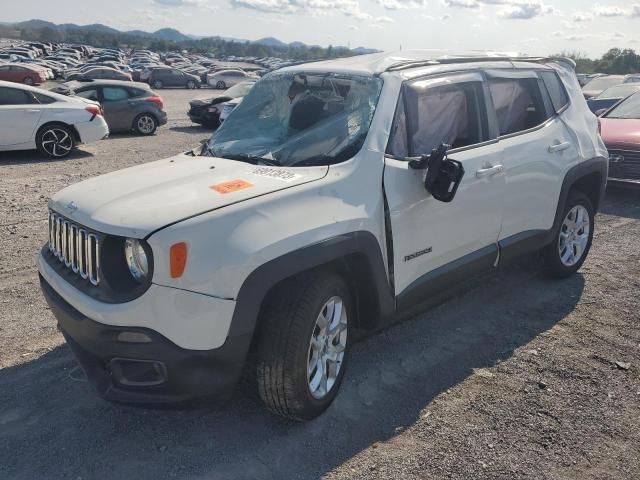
[0, 63, 46, 85]
[599, 91, 640, 185]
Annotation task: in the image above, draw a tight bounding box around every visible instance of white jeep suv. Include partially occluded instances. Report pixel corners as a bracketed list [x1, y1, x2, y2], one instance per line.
[38, 51, 608, 420]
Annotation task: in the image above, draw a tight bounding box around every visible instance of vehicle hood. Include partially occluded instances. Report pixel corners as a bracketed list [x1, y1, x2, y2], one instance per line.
[189, 96, 231, 107]
[49, 153, 328, 238]
[600, 118, 640, 149]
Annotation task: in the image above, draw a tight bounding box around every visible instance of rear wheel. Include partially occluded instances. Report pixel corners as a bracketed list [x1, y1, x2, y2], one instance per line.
[153, 80, 163, 89]
[216, 81, 226, 89]
[257, 271, 351, 420]
[544, 192, 594, 277]
[23, 77, 34, 86]
[133, 114, 157, 135]
[36, 124, 75, 158]
[186, 80, 196, 89]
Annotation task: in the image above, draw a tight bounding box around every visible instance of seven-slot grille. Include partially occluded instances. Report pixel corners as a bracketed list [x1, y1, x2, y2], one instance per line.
[608, 149, 640, 180]
[48, 212, 100, 285]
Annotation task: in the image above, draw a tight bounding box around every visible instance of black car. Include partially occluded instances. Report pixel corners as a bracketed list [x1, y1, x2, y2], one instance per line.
[188, 80, 256, 127]
[51, 80, 168, 135]
[147, 68, 201, 89]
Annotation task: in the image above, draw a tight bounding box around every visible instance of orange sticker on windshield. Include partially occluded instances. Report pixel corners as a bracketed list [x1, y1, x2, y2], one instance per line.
[210, 179, 253, 194]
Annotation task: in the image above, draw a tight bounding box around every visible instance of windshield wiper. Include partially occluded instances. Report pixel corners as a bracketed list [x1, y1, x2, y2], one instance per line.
[220, 153, 282, 166]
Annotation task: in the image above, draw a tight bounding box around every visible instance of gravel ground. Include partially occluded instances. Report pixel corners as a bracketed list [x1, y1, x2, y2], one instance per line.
[1, 88, 639, 479]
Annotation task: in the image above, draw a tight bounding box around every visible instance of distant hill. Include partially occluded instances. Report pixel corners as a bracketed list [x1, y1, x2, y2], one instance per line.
[153, 28, 191, 42]
[4, 18, 380, 55]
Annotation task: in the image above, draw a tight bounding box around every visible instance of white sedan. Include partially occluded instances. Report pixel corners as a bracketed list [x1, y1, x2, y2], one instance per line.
[0, 80, 108, 158]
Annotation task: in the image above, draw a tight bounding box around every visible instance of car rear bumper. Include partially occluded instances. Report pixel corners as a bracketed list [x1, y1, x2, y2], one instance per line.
[40, 274, 251, 406]
[74, 118, 109, 144]
[157, 110, 168, 126]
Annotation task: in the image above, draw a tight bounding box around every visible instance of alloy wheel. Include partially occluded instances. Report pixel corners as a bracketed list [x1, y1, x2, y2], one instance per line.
[136, 115, 155, 134]
[40, 128, 73, 158]
[558, 205, 591, 267]
[307, 296, 348, 400]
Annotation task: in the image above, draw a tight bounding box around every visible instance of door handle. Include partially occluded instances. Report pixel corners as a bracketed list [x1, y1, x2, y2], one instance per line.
[25, 109, 41, 114]
[476, 165, 504, 178]
[548, 142, 571, 153]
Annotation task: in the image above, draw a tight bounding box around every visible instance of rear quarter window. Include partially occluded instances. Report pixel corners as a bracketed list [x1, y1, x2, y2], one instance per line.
[539, 71, 569, 113]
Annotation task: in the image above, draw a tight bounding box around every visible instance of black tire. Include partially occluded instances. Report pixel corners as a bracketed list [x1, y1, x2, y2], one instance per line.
[133, 113, 157, 135]
[23, 77, 34, 86]
[216, 81, 226, 89]
[186, 80, 196, 89]
[152, 80, 163, 89]
[543, 192, 594, 278]
[256, 271, 352, 421]
[36, 124, 75, 158]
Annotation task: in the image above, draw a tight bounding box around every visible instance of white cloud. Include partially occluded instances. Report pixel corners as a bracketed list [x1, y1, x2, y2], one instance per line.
[378, 0, 424, 10]
[229, 0, 367, 17]
[442, 0, 481, 8]
[592, 5, 626, 17]
[153, 0, 204, 6]
[497, 2, 554, 20]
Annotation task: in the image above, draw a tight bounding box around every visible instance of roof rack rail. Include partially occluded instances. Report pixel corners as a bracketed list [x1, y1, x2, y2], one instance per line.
[384, 55, 560, 73]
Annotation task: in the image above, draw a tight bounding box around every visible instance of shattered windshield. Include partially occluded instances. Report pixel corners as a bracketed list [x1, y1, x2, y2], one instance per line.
[202, 71, 383, 167]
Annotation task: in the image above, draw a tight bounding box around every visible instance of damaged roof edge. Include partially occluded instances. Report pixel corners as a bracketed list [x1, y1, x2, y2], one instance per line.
[283, 50, 577, 77]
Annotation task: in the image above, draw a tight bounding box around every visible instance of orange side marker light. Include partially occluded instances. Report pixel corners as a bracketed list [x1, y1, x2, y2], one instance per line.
[170, 242, 188, 278]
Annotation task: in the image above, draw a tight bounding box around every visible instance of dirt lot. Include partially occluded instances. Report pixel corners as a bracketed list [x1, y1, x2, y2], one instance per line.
[1, 87, 639, 480]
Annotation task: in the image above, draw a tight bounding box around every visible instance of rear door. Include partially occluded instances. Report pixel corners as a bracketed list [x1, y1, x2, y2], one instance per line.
[383, 72, 505, 301]
[0, 86, 43, 146]
[99, 86, 132, 131]
[485, 69, 579, 244]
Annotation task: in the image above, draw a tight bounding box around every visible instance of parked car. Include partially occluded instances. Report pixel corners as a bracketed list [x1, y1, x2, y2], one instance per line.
[66, 67, 132, 82]
[207, 69, 254, 89]
[147, 68, 201, 89]
[38, 52, 607, 420]
[582, 75, 626, 99]
[0, 64, 46, 85]
[586, 84, 640, 113]
[218, 97, 242, 123]
[624, 74, 640, 84]
[0, 80, 108, 158]
[599, 91, 640, 184]
[187, 80, 256, 127]
[51, 80, 167, 135]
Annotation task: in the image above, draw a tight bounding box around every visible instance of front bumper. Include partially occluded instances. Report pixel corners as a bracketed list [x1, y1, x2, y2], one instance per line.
[40, 275, 251, 406]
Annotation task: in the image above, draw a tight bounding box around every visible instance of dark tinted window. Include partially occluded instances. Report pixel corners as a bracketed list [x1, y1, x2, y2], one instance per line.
[128, 88, 148, 98]
[387, 79, 487, 157]
[0, 87, 34, 105]
[75, 88, 99, 101]
[488, 77, 549, 136]
[540, 71, 569, 112]
[33, 92, 56, 104]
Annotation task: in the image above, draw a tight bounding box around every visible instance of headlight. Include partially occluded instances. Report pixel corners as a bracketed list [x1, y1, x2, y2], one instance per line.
[124, 238, 149, 282]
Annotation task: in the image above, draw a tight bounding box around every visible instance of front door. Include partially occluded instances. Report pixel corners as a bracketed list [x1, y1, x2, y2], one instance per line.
[383, 72, 505, 303]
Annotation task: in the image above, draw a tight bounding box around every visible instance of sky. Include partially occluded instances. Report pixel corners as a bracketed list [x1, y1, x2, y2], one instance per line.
[2, 0, 639, 57]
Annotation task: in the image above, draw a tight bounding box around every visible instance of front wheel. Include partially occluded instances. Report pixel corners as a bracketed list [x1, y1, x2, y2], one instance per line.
[36, 124, 75, 158]
[186, 80, 196, 89]
[257, 271, 351, 420]
[544, 192, 594, 277]
[133, 114, 157, 135]
[153, 80, 163, 89]
[23, 77, 34, 85]
[216, 81, 226, 89]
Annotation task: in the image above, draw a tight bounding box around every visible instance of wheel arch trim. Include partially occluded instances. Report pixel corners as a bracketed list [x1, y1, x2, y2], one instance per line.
[227, 231, 395, 338]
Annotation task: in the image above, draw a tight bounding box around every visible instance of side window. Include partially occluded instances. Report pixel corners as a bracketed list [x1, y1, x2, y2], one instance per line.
[102, 87, 129, 101]
[0, 87, 35, 105]
[539, 71, 569, 113]
[387, 79, 488, 157]
[75, 89, 99, 101]
[32, 92, 56, 104]
[488, 77, 550, 136]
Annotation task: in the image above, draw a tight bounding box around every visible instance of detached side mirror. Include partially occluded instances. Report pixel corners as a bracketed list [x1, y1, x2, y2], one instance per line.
[595, 108, 607, 117]
[409, 143, 465, 203]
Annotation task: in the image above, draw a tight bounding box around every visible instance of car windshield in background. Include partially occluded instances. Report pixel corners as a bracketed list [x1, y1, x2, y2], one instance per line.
[584, 76, 625, 91]
[224, 81, 255, 98]
[596, 84, 640, 99]
[203, 72, 383, 167]
[605, 93, 640, 119]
